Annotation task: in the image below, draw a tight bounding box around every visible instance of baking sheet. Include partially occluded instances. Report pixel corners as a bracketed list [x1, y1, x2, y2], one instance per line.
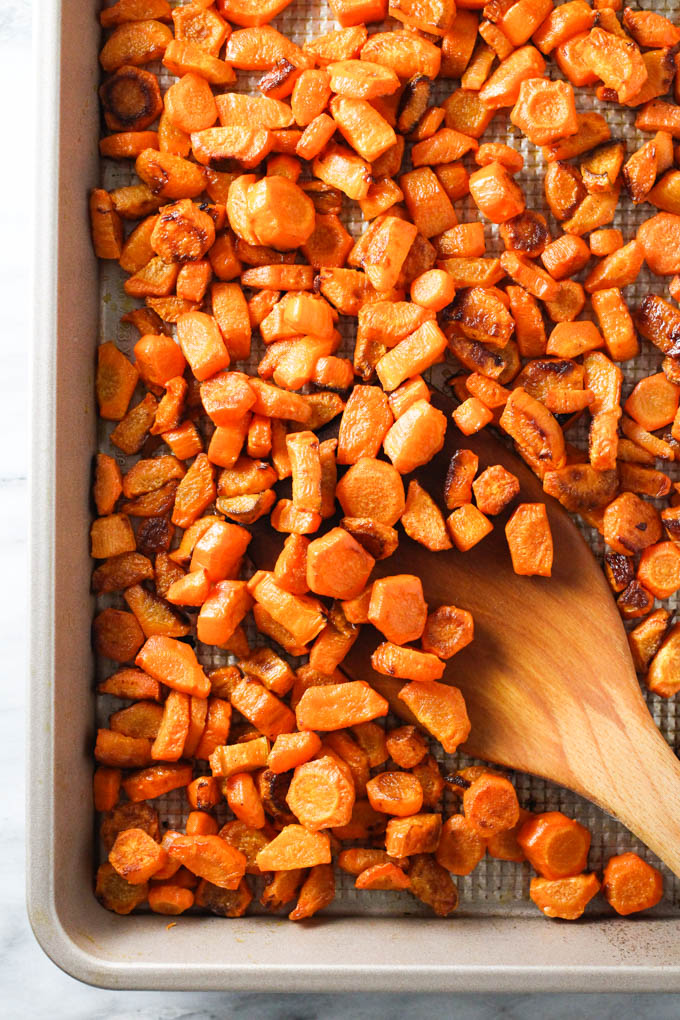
[96, 0, 680, 917]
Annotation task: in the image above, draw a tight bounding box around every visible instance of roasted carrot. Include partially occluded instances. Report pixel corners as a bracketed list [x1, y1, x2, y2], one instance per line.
[517, 812, 591, 879]
[602, 852, 663, 916]
[286, 755, 355, 830]
[530, 873, 601, 920]
[296, 681, 388, 731]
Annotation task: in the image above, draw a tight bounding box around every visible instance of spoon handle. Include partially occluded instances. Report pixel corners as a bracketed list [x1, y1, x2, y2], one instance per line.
[569, 705, 680, 879]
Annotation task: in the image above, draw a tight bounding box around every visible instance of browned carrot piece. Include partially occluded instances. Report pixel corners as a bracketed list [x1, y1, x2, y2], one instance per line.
[223, 773, 265, 830]
[122, 762, 193, 802]
[93, 766, 122, 812]
[530, 873, 601, 919]
[109, 827, 167, 886]
[399, 480, 452, 552]
[209, 737, 270, 778]
[185, 812, 219, 837]
[436, 815, 486, 876]
[472, 465, 520, 516]
[603, 492, 662, 555]
[287, 863, 335, 920]
[90, 189, 124, 259]
[446, 504, 493, 551]
[365, 771, 423, 817]
[96, 342, 139, 420]
[578, 27, 647, 105]
[385, 814, 443, 858]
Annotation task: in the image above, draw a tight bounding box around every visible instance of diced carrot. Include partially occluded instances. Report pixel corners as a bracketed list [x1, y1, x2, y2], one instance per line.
[96, 342, 139, 420]
[336, 457, 405, 526]
[479, 45, 546, 109]
[186, 811, 219, 837]
[209, 736, 270, 778]
[230, 677, 296, 741]
[546, 321, 604, 359]
[136, 635, 210, 698]
[511, 78, 578, 146]
[197, 581, 253, 646]
[505, 503, 553, 576]
[530, 873, 601, 919]
[637, 542, 680, 600]
[256, 824, 331, 871]
[436, 815, 486, 875]
[336, 385, 393, 464]
[172, 454, 216, 529]
[383, 400, 448, 474]
[122, 762, 193, 802]
[296, 680, 388, 731]
[578, 27, 648, 105]
[624, 372, 679, 431]
[268, 731, 323, 774]
[468, 161, 526, 223]
[602, 852, 663, 915]
[453, 397, 493, 435]
[286, 755, 355, 830]
[385, 813, 443, 858]
[93, 766, 122, 812]
[447, 503, 493, 551]
[306, 527, 376, 600]
[366, 771, 423, 817]
[517, 811, 591, 879]
[109, 827, 167, 885]
[176, 311, 230, 381]
[533, 1, 595, 54]
[589, 228, 623, 257]
[541, 235, 590, 280]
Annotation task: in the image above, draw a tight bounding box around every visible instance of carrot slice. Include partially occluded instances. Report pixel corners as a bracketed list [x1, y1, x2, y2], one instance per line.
[602, 852, 663, 915]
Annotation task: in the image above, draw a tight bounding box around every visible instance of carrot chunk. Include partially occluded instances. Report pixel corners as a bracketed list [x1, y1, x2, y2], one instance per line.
[530, 873, 601, 920]
[602, 852, 663, 916]
[517, 811, 591, 879]
[296, 681, 389, 731]
[505, 503, 553, 577]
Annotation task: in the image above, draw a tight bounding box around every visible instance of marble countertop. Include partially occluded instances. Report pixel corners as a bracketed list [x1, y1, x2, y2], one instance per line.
[5, 1, 680, 1015]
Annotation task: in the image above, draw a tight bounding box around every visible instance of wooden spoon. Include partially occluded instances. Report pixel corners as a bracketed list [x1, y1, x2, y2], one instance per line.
[250, 391, 680, 878]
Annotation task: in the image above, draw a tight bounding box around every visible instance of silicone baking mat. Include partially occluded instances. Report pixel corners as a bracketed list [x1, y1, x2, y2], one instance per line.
[95, 0, 680, 916]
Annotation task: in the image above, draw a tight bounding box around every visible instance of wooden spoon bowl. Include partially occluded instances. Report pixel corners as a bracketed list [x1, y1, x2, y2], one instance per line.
[250, 392, 680, 877]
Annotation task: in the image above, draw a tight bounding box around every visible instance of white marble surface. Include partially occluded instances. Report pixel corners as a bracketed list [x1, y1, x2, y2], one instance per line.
[3, 0, 680, 1015]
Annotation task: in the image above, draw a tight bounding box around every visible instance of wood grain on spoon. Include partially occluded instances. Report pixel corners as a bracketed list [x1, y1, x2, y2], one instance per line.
[249, 391, 680, 878]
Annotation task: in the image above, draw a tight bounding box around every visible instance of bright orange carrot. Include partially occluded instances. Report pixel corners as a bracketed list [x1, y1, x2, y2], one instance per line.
[602, 852, 663, 915]
[517, 812, 591, 879]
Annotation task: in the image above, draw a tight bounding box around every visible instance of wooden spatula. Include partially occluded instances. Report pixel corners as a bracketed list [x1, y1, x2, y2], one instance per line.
[249, 391, 680, 878]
